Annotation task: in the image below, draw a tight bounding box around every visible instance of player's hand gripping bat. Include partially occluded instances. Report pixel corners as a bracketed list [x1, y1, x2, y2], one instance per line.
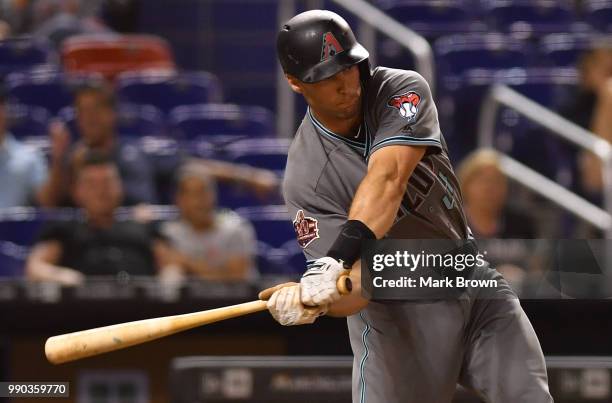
[45, 274, 351, 364]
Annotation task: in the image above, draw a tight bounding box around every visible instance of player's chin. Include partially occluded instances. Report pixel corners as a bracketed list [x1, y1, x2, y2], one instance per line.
[335, 102, 359, 119]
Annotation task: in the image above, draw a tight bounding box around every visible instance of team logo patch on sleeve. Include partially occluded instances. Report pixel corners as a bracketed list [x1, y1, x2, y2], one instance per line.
[293, 210, 320, 248]
[387, 91, 421, 123]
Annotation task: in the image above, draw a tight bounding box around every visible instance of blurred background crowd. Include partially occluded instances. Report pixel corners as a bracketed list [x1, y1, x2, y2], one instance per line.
[0, 0, 611, 290]
[0, 1, 611, 402]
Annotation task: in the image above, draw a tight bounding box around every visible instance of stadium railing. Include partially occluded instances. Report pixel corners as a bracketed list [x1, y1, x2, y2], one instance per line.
[478, 84, 612, 239]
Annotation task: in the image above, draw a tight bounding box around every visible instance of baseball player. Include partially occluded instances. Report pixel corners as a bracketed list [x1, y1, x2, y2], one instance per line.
[266, 10, 553, 403]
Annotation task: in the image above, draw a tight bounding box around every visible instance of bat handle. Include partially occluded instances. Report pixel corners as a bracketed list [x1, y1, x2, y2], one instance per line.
[337, 271, 352, 295]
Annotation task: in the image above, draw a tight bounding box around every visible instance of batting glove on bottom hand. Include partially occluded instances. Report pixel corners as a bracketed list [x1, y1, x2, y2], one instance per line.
[267, 284, 327, 326]
[300, 256, 345, 306]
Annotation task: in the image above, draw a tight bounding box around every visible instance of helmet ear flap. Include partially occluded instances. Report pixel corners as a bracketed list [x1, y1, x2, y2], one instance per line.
[358, 59, 372, 81]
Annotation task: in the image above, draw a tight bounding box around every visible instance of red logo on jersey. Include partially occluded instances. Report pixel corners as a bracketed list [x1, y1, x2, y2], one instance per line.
[387, 92, 421, 122]
[293, 210, 320, 248]
[320, 32, 344, 62]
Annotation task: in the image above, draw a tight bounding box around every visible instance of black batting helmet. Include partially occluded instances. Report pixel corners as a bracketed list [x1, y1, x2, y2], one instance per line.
[276, 10, 370, 83]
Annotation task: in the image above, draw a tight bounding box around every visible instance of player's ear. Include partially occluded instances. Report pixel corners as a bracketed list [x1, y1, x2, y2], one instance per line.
[285, 74, 303, 94]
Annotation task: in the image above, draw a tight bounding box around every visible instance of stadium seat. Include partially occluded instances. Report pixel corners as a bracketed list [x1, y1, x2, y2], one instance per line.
[0, 241, 28, 277]
[0, 36, 54, 78]
[225, 138, 290, 174]
[480, 0, 577, 35]
[236, 205, 297, 274]
[61, 34, 176, 80]
[7, 104, 51, 138]
[584, 0, 612, 32]
[435, 33, 532, 84]
[4, 69, 93, 115]
[442, 68, 578, 174]
[0, 208, 76, 246]
[116, 71, 223, 114]
[169, 103, 275, 141]
[540, 33, 612, 67]
[59, 103, 166, 139]
[375, 0, 474, 36]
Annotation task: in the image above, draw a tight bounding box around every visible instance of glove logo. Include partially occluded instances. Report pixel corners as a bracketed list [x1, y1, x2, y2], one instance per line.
[320, 32, 345, 62]
[293, 210, 320, 248]
[387, 91, 421, 123]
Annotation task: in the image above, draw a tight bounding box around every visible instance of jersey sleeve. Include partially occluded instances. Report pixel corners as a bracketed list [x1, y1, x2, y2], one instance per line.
[285, 193, 346, 269]
[369, 70, 442, 157]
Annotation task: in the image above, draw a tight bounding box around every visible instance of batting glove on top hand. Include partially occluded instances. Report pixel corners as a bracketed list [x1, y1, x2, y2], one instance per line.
[267, 284, 327, 326]
[300, 256, 345, 306]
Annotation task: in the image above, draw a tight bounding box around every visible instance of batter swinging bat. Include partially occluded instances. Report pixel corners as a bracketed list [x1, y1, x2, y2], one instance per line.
[45, 274, 352, 365]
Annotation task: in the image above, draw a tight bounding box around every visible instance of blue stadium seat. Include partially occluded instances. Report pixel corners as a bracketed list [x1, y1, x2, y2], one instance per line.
[584, 0, 612, 32]
[435, 33, 531, 83]
[225, 138, 290, 174]
[375, 0, 474, 36]
[0, 36, 54, 78]
[4, 69, 89, 115]
[59, 103, 166, 139]
[286, 247, 307, 275]
[236, 205, 298, 274]
[169, 103, 275, 141]
[0, 208, 76, 246]
[0, 241, 28, 277]
[480, 0, 576, 35]
[443, 68, 578, 174]
[116, 71, 223, 114]
[237, 206, 294, 249]
[540, 33, 611, 67]
[7, 104, 51, 138]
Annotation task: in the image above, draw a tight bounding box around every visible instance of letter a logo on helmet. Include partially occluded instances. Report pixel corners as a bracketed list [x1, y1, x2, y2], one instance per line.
[320, 32, 344, 62]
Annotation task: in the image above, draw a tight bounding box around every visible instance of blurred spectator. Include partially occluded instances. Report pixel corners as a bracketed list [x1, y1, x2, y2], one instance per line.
[0, 19, 9, 39]
[0, 87, 62, 207]
[48, 80, 281, 207]
[0, 0, 105, 38]
[558, 46, 612, 200]
[33, 0, 108, 47]
[26, 152, 175, 285]
[160, 162, 257, 281]
[0, 0, 33, 35]
[458, 149, 536, 239]
[458, 149, 542, 294]
[49, 80, 158, 206]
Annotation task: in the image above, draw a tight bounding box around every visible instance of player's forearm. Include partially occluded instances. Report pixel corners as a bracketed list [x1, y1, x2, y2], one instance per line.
[324, 146, 425, 269]
[348, 169, 408, 238]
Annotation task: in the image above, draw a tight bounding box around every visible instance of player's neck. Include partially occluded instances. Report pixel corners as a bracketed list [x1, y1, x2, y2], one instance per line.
[310, 107, 362, 138]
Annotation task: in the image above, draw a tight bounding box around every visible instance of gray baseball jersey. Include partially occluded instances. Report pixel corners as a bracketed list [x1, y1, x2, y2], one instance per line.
[283, 67, 552, 403]
[285, 67, 467, 260]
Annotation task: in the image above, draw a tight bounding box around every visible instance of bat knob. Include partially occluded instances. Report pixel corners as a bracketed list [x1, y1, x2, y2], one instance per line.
[337, 273, 352, 295]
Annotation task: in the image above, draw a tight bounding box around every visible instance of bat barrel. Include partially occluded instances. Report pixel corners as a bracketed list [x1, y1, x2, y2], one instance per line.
[45, 300, 268, 365]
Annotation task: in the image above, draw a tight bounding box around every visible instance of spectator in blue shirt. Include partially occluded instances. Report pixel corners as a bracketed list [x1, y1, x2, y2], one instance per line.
[0, 87, 58, 207]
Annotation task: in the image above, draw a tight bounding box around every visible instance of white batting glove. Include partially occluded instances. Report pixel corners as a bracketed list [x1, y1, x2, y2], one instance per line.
[300, 256, 344, 306]
[267, 284, 327, 326]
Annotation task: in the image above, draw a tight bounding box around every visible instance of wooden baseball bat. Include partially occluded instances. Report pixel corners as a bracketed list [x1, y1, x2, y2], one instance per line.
[45, 274, 352, 365]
